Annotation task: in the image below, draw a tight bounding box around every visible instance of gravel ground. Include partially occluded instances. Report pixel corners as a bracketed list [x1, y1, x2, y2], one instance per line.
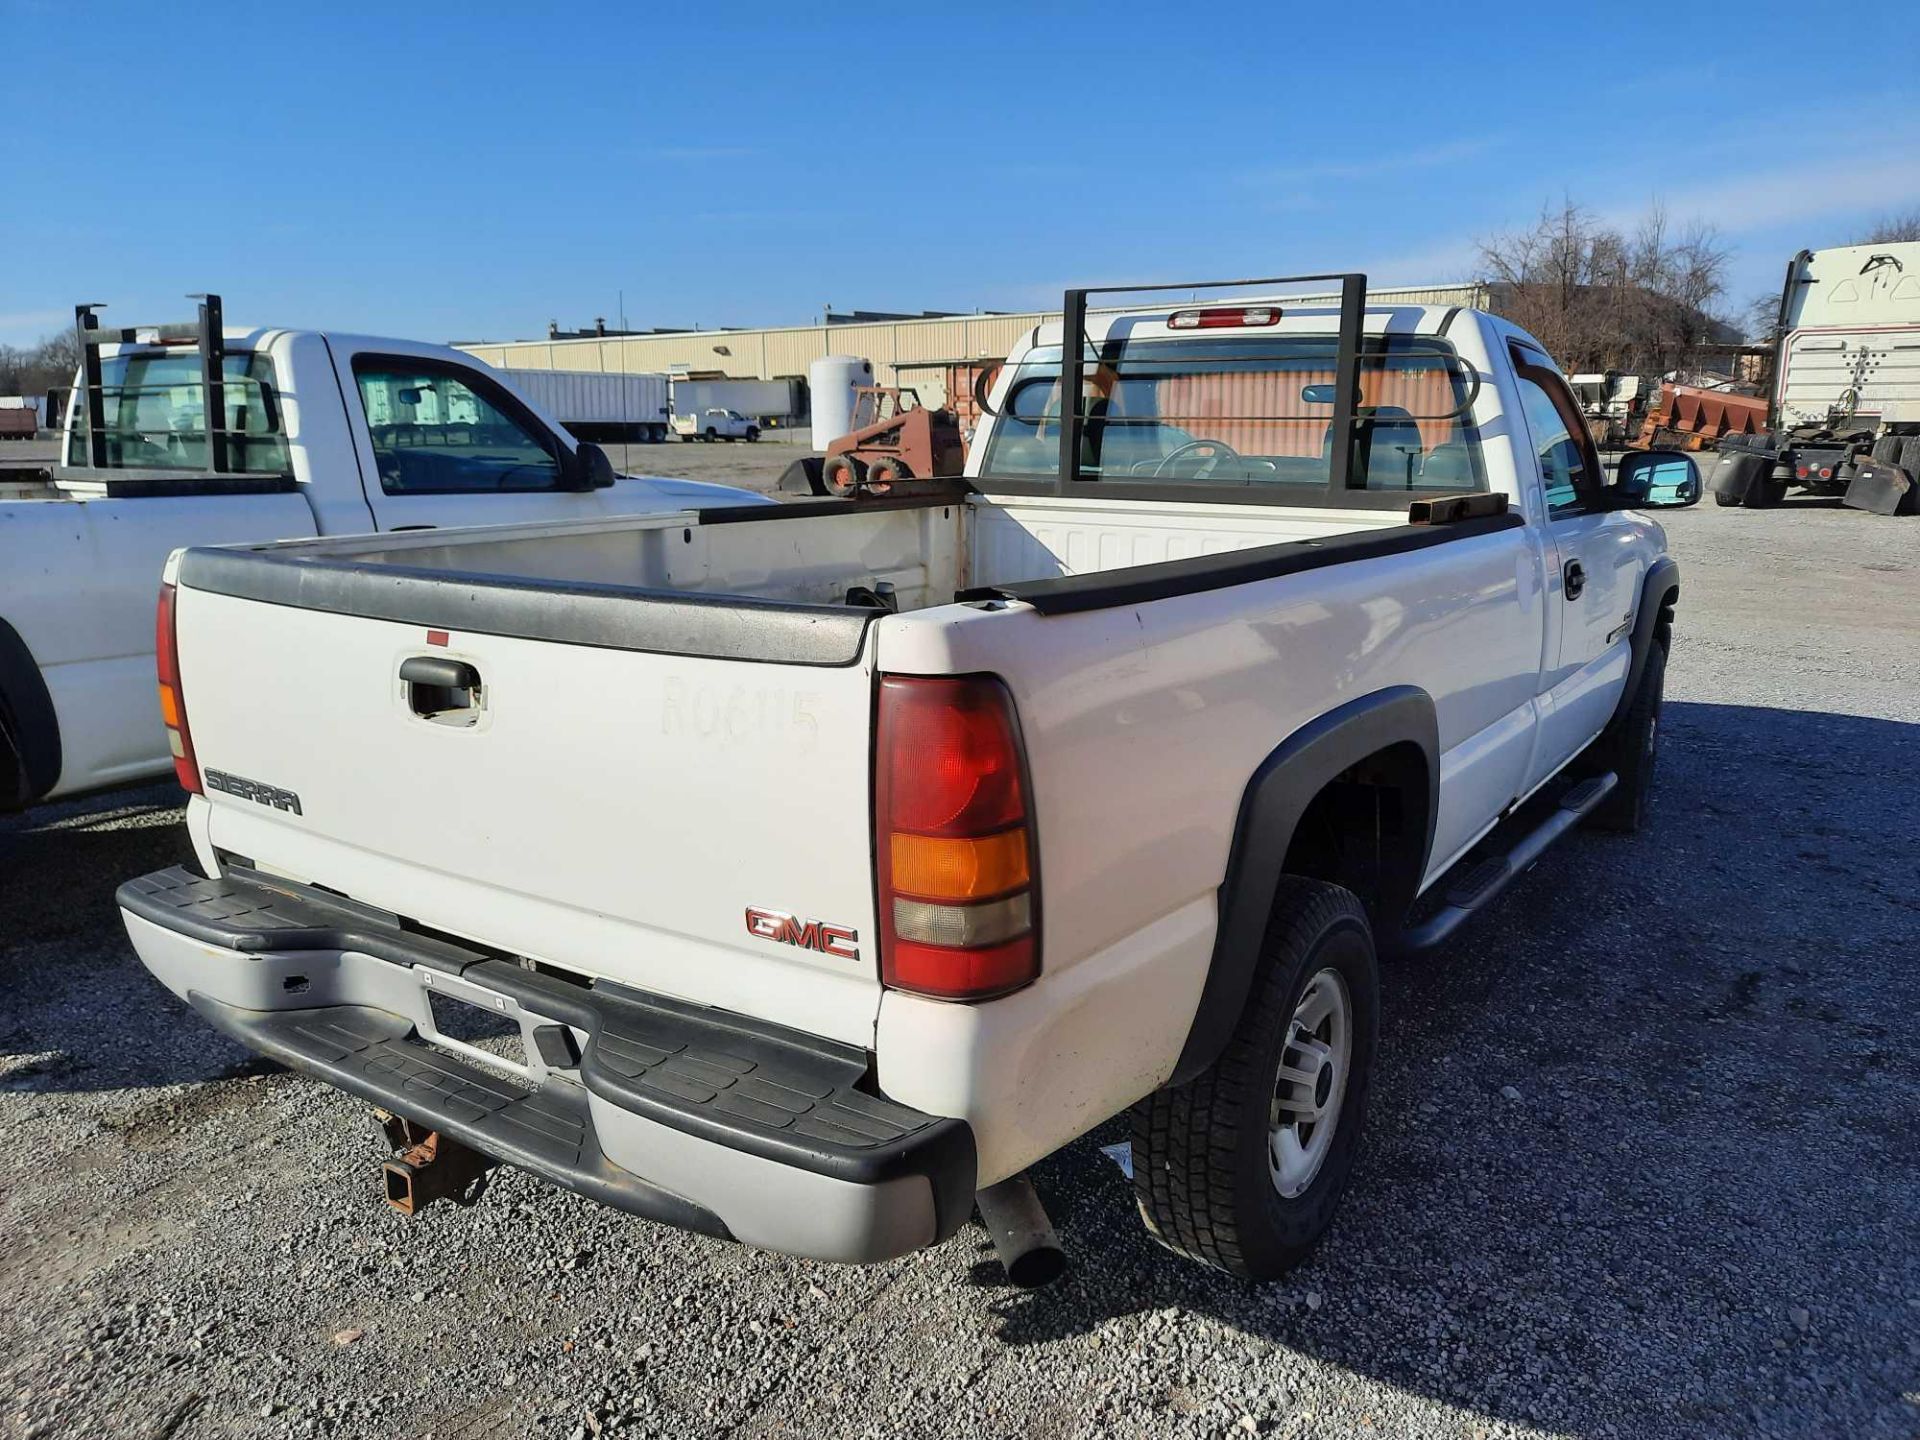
[3, 488, 1917, 1440]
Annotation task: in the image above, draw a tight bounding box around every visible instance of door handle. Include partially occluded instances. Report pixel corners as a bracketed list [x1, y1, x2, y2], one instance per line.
[399, 656, 478, 689]
[1562, 558, 1586, 600]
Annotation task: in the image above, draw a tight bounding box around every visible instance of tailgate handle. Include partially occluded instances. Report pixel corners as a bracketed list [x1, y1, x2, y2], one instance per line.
[400, 655, 482, 725]
[400, 656, 478, 689]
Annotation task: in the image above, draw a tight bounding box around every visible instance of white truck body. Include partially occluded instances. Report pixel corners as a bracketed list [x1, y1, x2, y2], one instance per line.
[1775, 241, 1920, 430]
[120, 291, 1693, 1272]
[494, 367, 671, 443]
[0, 323, 765, 810]
[672, 378, 800, 424]
[671, 406, 760, 441]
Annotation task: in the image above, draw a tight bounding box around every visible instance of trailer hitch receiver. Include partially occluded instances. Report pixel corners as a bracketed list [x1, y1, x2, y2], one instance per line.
[377, 1111, 498, 1215]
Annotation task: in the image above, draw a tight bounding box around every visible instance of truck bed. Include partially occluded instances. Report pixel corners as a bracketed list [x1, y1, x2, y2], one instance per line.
[163, 488, 1494, 1031]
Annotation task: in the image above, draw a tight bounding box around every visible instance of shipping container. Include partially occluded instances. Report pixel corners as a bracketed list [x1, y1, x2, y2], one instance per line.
[494, 368, 672, 443]
[0, 401, 40, 440]
[669, 377, 806, 425]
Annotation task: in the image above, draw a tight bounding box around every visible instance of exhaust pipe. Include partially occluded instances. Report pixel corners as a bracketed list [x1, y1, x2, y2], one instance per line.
[975, 1173, 1066, 1288]
[377, 1111, 497, 1215]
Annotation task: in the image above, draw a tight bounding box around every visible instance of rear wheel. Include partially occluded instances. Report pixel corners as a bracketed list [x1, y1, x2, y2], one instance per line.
[704, 427, 717, 443]
[821, 453, 863, 496]
[1588, 638, 1666, 834]
[1131, 876, 1378, 1280]
[864, 456, 911, 488]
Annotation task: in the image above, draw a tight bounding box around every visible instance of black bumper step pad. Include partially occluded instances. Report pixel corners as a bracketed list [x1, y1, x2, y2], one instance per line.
[192, 996, 730, 1238]
[120, 865, 480, 973]
[122, 866, 976, 1238]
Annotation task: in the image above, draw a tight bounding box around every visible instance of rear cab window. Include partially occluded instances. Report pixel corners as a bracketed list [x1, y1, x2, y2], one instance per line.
[978, 325, 1485, 503]
[67, 350, 286, 474]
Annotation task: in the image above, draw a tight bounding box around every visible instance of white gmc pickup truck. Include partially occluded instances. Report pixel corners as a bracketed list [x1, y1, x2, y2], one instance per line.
[118, 275, 1699, 1282]
[0, 296, 761, 812]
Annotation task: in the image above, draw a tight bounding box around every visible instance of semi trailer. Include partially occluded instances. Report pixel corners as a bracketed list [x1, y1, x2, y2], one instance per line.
[493, 367, 671, 444]
[1712, 242, 1920, 515]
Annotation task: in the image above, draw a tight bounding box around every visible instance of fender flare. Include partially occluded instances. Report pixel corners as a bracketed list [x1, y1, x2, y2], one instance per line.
[0, 616, 62, 810]
[1610, 557, 1680, 731]
[1168, 686, 1439, 1085]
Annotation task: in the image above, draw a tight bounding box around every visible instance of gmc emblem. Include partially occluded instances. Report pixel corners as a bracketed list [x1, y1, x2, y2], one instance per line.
[744, 907, 859, 962]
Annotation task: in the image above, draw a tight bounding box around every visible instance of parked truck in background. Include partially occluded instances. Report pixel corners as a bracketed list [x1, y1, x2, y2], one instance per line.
[671, 406, 760, 442]
[0, 296, 764, 814]
[1712, 242, 1920, 514]
[671, 377, 804, 431]
[1567, 372, 1647, 449]
[494, 367, 671, 445]
[119, 273, 1701, 1282]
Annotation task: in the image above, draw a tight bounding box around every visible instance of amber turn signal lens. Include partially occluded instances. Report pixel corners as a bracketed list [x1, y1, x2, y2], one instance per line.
[888, 829, 1028, 902]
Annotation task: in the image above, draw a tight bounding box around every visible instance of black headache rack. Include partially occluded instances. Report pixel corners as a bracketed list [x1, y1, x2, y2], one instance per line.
[976, 271, 1483, 510]
[61, 292, 294, 495]
[1060, 273, 1366, 502]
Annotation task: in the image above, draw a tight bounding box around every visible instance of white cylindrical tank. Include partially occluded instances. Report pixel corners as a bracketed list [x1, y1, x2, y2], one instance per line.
[809, 355, 873, 449]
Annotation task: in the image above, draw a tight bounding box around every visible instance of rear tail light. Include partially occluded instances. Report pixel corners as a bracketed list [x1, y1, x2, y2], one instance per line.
[1795, 464, 1809, 479]
[154, 583, 203, 795]
[1168, 305, 1281, 330]
[875, 675, 1038, 1000]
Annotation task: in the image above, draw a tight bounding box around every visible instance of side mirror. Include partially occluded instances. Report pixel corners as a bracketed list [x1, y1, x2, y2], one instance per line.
[1614, 449, 1701, 509]
[572, 441, 617, 489]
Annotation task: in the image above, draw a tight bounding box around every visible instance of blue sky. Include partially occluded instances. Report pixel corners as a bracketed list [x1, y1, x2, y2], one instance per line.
[4, 1, 1919, 349]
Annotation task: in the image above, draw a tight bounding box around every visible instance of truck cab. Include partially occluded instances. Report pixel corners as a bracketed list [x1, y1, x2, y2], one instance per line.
[674, 407, 760, 442]
[0, 297, 765, 812]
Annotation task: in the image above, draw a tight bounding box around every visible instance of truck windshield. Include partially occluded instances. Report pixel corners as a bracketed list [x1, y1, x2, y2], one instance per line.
[67, 350, 286, 474]
[980, 333, 1483, 496]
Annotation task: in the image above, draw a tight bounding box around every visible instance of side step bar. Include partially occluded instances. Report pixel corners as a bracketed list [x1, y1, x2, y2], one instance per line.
[1403, 772, 1616, 951]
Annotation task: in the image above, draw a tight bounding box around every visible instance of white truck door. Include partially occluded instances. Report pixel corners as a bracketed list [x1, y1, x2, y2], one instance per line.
[331, 344, 617, 532]
[1509, 348, 1638, 787]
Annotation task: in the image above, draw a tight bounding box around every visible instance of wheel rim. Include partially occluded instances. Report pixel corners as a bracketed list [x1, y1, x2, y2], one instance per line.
[1268, 968, 1352, 1199]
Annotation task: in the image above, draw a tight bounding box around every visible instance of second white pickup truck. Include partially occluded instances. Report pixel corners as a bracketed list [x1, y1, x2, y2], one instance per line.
[119, 274, 1699, 1281]
[0, 296, 763, 812]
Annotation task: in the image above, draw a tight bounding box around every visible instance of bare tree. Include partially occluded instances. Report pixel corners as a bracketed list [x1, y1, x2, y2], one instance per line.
[0, 328, 80, 401]
[1476, 199, 1734, 374]
[1852, 209, 1920, 244]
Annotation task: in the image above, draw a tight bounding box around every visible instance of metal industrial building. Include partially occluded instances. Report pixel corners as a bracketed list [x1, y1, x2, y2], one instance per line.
[456, 283, 1490, 420]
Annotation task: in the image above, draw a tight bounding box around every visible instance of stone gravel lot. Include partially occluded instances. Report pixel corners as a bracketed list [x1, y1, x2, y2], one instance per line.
[2, 469, 1916, 1440]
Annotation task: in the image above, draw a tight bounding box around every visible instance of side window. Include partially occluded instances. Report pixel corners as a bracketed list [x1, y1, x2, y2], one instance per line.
[353, 361, 562, 495]
[1511, 362, 1598, 517]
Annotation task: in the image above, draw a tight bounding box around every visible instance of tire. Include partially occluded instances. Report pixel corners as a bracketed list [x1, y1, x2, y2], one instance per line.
[1899, 435, 1920, 480]
[820, 453, 863, 496]
[745, 427, 759, 443]
[704, 427, 717, 443]
[1587, 638, 1666, 834]
[1131, 876, 1379, 1280]
[1870, 435, 1904, 468]
[864, 456, 912, 487]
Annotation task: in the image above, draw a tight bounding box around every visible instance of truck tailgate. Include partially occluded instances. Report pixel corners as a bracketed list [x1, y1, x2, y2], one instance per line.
[170, 554, 884, 1047]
